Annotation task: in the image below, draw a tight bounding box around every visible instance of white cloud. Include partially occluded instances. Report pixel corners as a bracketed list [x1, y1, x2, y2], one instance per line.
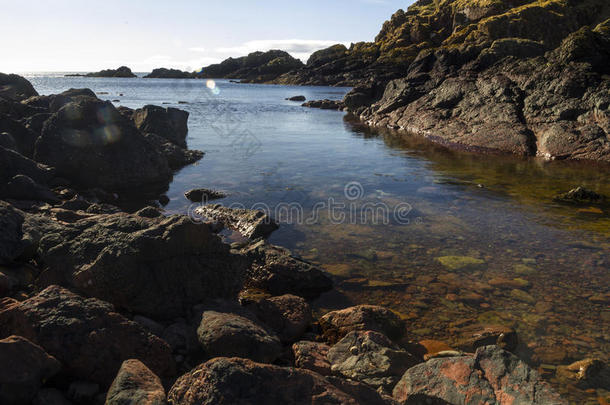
[216, 39, 351, 62]
[188, 47, 207, 53]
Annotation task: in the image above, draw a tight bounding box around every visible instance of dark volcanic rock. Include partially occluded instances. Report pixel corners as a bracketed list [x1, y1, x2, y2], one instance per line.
[184, 188, 227, 202]
[197, 310, 282, 363]
[286, 95, 306, 102]
[197, 50, 304, 83]
[0, 145, 55, 186]
[105, 359, 167, 405]
[327, 330, 419, 391]
[144, 68, 195, 79]
[240, 241, 333, 299]
[132, 105, 189, 148]
[34, 98, 172, 191]
[35, 212, 248, 318]
[0, 285, 175, 386]
[143, 133, 204, 170]
[85, 66, 137, 78]
[0, 72, 38, 101]
[0, 335, 62, 404]
[2, 174, 59, 203]
[167, 357, 367, 404]
[392, 345, 566, 404]
[319, 305, 406, 344]
[194, 204, 278, 239]
[251, 294, 312, 343]
[302, 99, 345, 111]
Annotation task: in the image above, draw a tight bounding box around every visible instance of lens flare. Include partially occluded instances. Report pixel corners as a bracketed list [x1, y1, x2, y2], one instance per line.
[206, 79, 221, 95]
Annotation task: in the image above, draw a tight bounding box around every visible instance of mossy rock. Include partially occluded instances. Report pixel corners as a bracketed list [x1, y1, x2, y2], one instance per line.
[436, 255, 485, 270]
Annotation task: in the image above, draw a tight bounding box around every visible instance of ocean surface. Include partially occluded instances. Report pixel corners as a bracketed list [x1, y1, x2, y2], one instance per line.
[25, 73, 609, 402]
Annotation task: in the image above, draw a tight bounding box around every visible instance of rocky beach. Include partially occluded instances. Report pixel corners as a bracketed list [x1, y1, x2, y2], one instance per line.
[1, 0, 609, 404]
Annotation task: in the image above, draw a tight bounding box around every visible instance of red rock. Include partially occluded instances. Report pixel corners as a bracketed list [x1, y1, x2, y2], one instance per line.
[292, 341, 332, 376]
[252, 294, 312, 342]
[456, 324, 518, 352]
[319, 305, 406, 343]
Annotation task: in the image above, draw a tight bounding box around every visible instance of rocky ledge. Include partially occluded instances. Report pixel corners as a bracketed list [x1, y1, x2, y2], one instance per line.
[197, 50, 304, 83]
[144, 68, 196, 79]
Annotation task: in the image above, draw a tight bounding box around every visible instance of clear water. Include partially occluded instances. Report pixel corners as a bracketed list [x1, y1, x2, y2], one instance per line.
[26, 74, 610, 403]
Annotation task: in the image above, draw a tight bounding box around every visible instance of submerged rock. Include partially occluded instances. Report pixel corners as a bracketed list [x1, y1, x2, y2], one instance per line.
[302, 99, 345, 111]
[553, 186, 606, 205]
[319, 305, 406, 343]
[286, 95, 306, 101]
[556, 358, 610, 390]
[392, 345, 566, 404]
[0, 285, 175, 385]
[105, 359, 167, 405]
[184, 188, 227, 202]
[0, 335, 61, 404]
[456, 324, 518, 353]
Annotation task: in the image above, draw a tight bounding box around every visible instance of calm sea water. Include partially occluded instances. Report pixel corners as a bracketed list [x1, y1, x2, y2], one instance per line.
[25, 73, 609, 403]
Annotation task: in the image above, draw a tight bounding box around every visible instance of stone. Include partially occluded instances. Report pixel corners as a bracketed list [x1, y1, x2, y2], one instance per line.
[392, 345, 566, 404]
[34, 98, 172, 191]
[68, 381, 99, 403]
[0, 335, 61, 404]
[197, 310, 282, 363]
[456, 324, 518, 353]
[105, 359, 167, 405]
[556, 358, 609, 390]
[286, 95, 306, 101]
[436, 256, 485, 271]
[252, 294, 312, 342]
[240, 241, 333, 299]
[144, 68, 194, 79]
[194, 204, 278, 239]
[302, 99, 345, 110]
[415, 339, 455, 361]
[0, 285, 175, 385]
[35, 211, 248, 318]
[167, 357, 364, 404]
[84, 66, 137, 78]
[0, 146, 55, 186]
[553, 187, 606, 205]
[132, 105, 189, 148]
[510, 289, 536, 303]
[319, 305, 406, 343]
[142, 133, 203, 170]
[292, 341, 332, 376]
[2, 174, 59, 203]
[162, 322, 198, 355]
[0, 73, 38, 101]
[327, 330, 419, 391]
[184, 188, 227, 202]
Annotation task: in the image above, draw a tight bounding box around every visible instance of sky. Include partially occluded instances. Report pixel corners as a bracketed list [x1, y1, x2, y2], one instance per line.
[1, 0, 413, 73]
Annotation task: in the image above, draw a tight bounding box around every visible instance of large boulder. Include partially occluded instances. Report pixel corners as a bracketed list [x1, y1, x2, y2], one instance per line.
[292, 341, 332, 376]
[35, 212, 248, 319]
[197, 310, 282, 363]
[319, 305, 406, 343]
[2, 174, 59, 203]
[392, 345, 566, 404]
[168, 357, 368, 404]
[105, 359, 167, 405]
[251, 294, 312, 343]
[0, 201, 30, 265]
[0, 335, 61, 404]
[143, 133, 203, 170]
[0, 285, 175, 386]
[34, 98, 172, 191]
[0, 145, 54, 186]
[240, 241, 333, 299]
[327, 330, 419, 391]
[0, 73, 38, 101]
[132, 105, 189, 148]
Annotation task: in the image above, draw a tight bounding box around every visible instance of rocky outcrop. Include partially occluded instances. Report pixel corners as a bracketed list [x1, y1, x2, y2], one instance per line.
[197, 50, 304, 83]
[392, 345, 566, 404]
[143, 133, 204, 170]
[184, 188, 227, 202]
[0, 335, 62, 404]
[105, 359, 167, 405]
[144, 68, 195, 79]
[168, 357, 381, 404]
[0, 285, 175, 386]
[82, 66, 137, 78]
[302, 99, 345, 111]
[34, 98, 172, 191]
[341, 2, 610, 161]
[0, 72, 38, 101]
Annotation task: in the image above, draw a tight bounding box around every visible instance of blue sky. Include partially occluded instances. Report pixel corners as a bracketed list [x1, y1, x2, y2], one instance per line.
[1, 0, 413, 72]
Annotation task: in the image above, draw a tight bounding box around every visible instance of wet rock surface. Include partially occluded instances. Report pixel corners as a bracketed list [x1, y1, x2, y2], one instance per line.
[319, 305, 407, 343]
[250, 294, 312, 343]
[302, 99, 345, 111]
[195, 204, 278, 239]
[184, 188, 227, 202]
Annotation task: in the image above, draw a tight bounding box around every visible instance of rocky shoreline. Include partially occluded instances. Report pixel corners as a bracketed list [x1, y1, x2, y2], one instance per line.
[2, 73, 607, 404]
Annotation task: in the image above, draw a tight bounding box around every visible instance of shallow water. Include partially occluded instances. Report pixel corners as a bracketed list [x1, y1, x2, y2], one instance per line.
[27, 74, 609, 403]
